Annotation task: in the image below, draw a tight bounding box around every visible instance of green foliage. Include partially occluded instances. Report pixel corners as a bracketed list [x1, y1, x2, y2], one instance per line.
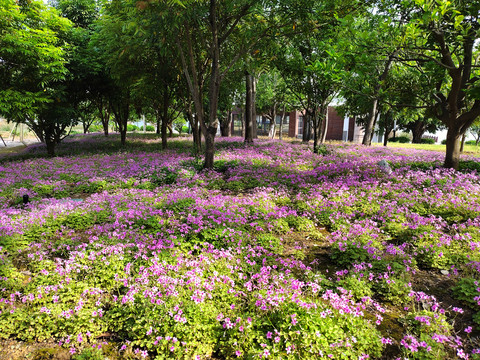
[420, 138, 435, 144]
[459, 160, 480, 172]
[255, 233, 283, 254]
[72, 347, 104, 360]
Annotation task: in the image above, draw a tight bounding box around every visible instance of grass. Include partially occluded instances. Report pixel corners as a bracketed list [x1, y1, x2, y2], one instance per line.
[378, 141, 480, 154]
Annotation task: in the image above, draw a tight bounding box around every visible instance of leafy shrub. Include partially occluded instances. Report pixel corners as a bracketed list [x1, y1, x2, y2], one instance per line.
[465, 140, 477, 145]
[151, 167, 178, 185]
[453, 278, 480, 309]
[145, 125, 155, 132]
[127, 124, 139, 132]
[441, 139, 447, 145]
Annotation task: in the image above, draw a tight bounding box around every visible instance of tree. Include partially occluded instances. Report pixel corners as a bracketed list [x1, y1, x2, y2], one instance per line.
[0, 0, 72, 155]
[256, 70, 290, 139]
[469, 120, 480, 146]
[395, 0, 480, 169]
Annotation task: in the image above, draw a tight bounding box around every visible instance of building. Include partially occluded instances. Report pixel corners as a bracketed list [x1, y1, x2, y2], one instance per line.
[231, 106, 366, 143]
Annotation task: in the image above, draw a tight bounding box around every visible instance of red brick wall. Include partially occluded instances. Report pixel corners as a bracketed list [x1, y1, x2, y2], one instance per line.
[325, 106, 344, 141]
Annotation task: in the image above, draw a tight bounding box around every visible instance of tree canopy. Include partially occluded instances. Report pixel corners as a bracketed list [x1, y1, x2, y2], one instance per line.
[1, 0, 480, 167]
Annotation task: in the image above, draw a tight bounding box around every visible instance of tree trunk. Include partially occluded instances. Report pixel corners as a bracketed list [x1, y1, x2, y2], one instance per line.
[411, 121, 427, 143]
[460, 133, 466, 153]
[279, 105, 286, 140]
[245, 72, 254, 143]
[220, 111, 232, 137]
[319, 106, 328, 144]
[268, 118, 276, 139]
[362, 50, 398, 145]
[161, 117, 168, 149]
[156, 112, 161, 135]
[267, 107, 276, 139]
[444, 127, 461, 170]
[98, 99, 109, 137]
[313, 114, 319, 153]
[363, 99, 378, 145]
[204, 126, 216, 168]
[44, 126, 56, 156]
[252, 76, 257, 139]
[302, 114, 310, 142]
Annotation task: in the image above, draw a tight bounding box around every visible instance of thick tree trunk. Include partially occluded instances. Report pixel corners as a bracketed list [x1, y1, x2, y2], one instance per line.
[161, 118, 168, 150]
[245, 72, 254, 143]
[302, 114, 310, 142]
[102, 119, 109, 137]
[45, 127, 55, 156]
[204, 126, 216, 169]
[444, 127, 461, 170]
[411, 121, 427, 143]
[120, 129, 126, 146]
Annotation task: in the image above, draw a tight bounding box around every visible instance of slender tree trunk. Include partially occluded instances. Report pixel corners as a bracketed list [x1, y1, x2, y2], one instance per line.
[363, 99, 378, 146]
[313, 115, 319, 153]
[363, 50, 398, 145]
[161, 85, 169, 149]
[279, 105, 287, 141]
[319, 106, 328, 144]
[252, 76, 257, 139]
[220, 111, 232, 137]
[245, 72, 254, 143]
[98, 100, 109, 137]
[268, 106, 276, 139]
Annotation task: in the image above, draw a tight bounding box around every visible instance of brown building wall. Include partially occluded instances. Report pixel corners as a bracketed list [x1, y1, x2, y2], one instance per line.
[348, 117, 355, 141]
[288, 111, 298, 138]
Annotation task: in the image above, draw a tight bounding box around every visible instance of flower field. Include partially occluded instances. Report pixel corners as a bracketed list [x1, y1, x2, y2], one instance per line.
[0, 135, 480, 359]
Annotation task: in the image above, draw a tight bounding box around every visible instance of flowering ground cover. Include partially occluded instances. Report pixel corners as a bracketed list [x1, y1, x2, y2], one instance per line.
[0, 134, 480, 359]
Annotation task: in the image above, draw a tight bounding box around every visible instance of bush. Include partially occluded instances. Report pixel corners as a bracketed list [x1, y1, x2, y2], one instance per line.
[441, 139, 447, 145]
[389, 135, 410, 143]
[127, 124, 138, 132]
[420, 138, 435, 144]
[465, 140, 477, 145]
[145, 125, 155, 132]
